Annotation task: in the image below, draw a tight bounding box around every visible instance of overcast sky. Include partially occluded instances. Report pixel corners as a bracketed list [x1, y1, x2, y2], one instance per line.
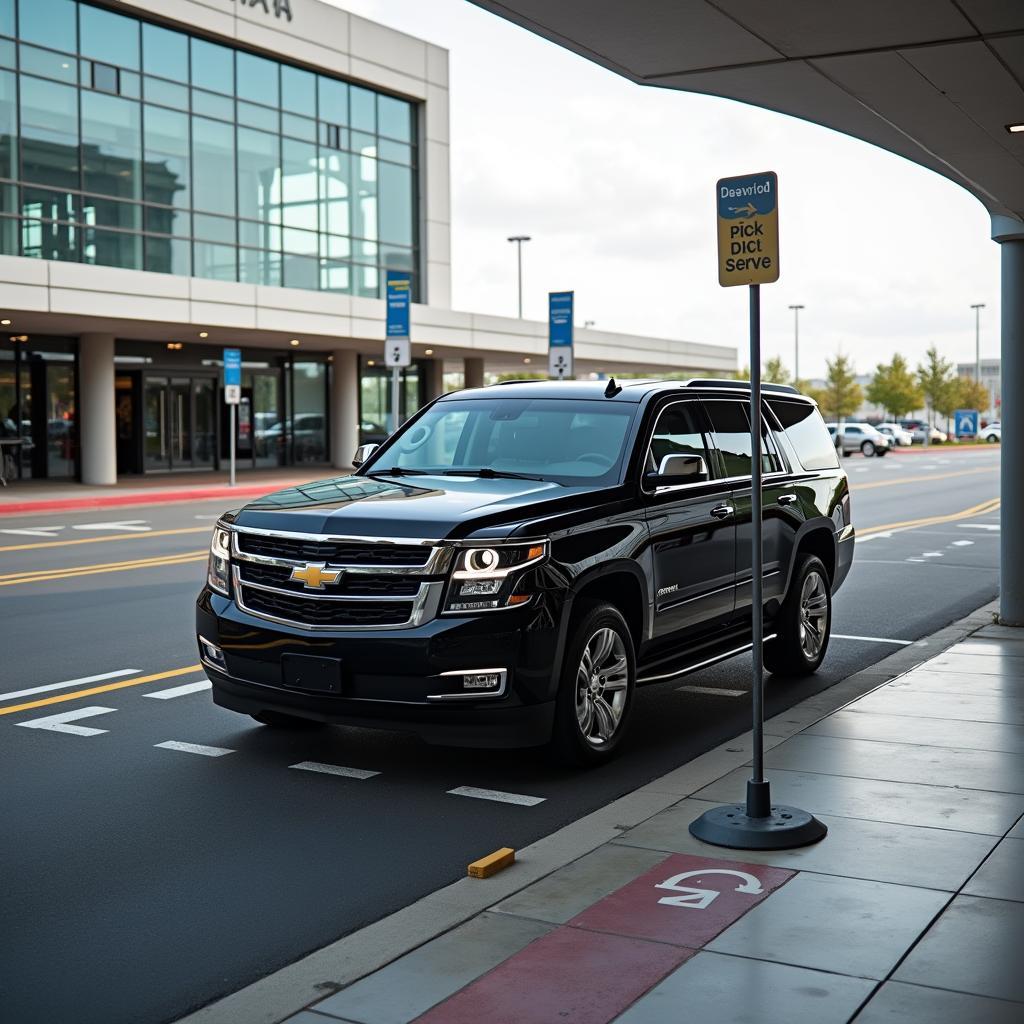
[330, 0, 999, 379]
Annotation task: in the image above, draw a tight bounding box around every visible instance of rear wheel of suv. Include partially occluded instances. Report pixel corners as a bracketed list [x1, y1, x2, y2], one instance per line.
[764, 554, 832, 677]
[551, 601, 635, 766]
[251, 710, 326, 729]
[861, 440, 876, 457]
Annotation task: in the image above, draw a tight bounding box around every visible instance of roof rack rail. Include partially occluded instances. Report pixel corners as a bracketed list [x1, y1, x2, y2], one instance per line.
[684, 378, 800, 395]
[493, 378, 544, 386]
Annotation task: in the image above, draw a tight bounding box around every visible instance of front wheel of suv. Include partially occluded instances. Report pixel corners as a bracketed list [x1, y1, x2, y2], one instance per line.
[551, 601, 636, 766]
[764, 554, 832, 677]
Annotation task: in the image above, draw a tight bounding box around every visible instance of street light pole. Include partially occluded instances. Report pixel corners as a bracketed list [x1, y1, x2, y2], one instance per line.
[788, 304, 804, 382]
[507, 235, 531, 319]
[971, 303, 985, 386]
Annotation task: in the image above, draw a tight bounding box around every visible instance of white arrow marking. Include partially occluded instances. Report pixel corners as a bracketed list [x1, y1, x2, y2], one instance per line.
[0, 525, 66, 537]
[655, 868, 764, 910]
[72, 520, 151, 532]
[17, 706, 116, 736]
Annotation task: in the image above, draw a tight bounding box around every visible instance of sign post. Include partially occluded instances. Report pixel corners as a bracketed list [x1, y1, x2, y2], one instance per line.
[223, 348, 241, 487]
[690, 171, 826, 851]
[548, 291, 574, 379]
[385, 271, 412, 433]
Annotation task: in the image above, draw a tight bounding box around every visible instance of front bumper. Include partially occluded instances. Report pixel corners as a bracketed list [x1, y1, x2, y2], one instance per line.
[195, 588, 562, 748]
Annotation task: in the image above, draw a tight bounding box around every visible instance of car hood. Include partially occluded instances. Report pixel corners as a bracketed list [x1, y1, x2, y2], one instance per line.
[228, 473, 600, 539]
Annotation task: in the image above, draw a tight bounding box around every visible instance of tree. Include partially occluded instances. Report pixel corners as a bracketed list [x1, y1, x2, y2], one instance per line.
[817, 353, 862, 422]
[917, 347, 956, 442]
[953, 376, 990, 417]
[865, 354, 922, 422]
[763, 356, 789, 385]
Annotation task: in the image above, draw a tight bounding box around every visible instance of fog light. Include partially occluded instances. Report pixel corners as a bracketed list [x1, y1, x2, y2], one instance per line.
[463, 672, 502, 690]
[199, 636, 226, 670]
[429, 668, 508, 701]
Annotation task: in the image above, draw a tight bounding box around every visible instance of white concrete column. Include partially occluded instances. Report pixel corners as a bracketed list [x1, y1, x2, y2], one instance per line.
[79, 333, 116, 485]
[331, 349, 359, 471]
[423, 357, 445, 402]
[463, 357, 484, 390]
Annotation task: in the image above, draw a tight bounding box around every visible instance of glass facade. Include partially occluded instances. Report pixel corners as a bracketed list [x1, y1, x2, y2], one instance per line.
[0, 0, 420, 297]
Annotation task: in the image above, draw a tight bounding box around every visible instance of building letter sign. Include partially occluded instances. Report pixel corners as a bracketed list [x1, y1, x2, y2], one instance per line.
[235, 0, 293, 23]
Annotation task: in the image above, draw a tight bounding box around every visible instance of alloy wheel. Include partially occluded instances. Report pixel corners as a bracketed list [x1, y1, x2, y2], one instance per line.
[798, 570, 828, 660]
[575, 627, 629, 747]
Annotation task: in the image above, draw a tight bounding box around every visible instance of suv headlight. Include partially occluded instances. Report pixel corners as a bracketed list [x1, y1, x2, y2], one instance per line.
[208, 525, 232, 596]
[444, 541, 547, 613]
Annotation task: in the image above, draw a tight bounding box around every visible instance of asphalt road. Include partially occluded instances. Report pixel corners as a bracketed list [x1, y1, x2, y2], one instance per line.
[0, 447, 1002, 1024]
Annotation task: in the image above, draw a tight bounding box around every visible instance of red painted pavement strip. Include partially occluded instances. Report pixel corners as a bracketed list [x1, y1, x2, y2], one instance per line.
[415, 853, 795, 1024]
[413, 926, 695, 1024]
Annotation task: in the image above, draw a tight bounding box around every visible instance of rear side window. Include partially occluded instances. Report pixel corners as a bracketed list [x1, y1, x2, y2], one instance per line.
[770, 400, 840, 471]
[705, 400, 784, 476]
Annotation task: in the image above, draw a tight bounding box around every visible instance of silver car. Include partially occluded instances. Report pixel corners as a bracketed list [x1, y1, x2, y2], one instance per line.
[826, 422, 892, 457]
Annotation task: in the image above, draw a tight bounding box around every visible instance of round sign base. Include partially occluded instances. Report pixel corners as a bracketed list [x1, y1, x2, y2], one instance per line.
[689, 803, 827, 851]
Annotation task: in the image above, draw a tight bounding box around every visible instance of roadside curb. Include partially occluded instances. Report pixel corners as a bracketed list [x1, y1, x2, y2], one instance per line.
[172, 598, 999, 1024]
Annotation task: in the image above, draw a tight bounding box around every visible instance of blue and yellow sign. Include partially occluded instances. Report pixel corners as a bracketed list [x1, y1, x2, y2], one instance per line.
[717, 171, 779, 287]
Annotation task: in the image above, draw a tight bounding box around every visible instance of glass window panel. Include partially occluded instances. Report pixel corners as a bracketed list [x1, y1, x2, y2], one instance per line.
[353, 238, 377, 263]
[350, 131, 376, 158]
[21, 217, 78, 260]
[190, 38, 233, 94]
[0, 181, 14, 212]
[81, 91, 142, 199]
[319, 150, 350, 237]
[320, 234, 349, 260]
[354, 263, 379, 297]
[143, 204, 188, 237]
[20, 76, 79, 190]
[237, 52, 278, 107]
[143, 76, 188, 110]
[0, 68, 15, 181]
[142, 24, 188, 82]
[81, 195, 142, 231]
[193, 212, 235, 244]
[83, 227, 143, 269]
[378, 162, 413, 245]
[282, 226, 316, 255]
[45, 363, 76, 477]
[191, 116, 235, 214]
[191, 89, 233, 121]
[706, 401, 753, 477]
[353, 148, 377, 242]
[237, 99, 278, 131]
[21, 184, 76, 221]
[237, 126, 279, 224]
[239, 247, 281, 287]
[143, 105, 189, 208]
[377, 95, 412, 142]
[91, 62, 119, 94]
[238, 218, 279, 250]
[317, 75, 347, 124]
[282, 253, 317, 289]
[20, 44, 77, 84]
[281, 64, 315, 115]
[18, 0, 76, 53]
[381, 245, 413, 272]
[281, 138, 317, 231]
[350, 85, 375, 132]
[320, 260, 350, 293]
[193, 241, 236, 281]
[0, 214, 16, 255]
[0, 39, 14, 69]
[0, 0, 12, 37]
[281, 112, 316, 142]
[119, 69, 140, 99]
[292, 362, 326, 463]
[80, 5, 140, 71]
[144, 234, 189, 275]
[377, 139, 411, 166]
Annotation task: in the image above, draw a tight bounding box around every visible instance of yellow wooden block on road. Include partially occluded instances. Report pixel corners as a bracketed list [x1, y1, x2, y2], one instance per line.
[468, 847, 515, 878]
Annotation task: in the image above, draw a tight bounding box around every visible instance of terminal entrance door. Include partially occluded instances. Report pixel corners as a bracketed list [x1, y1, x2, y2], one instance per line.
[143, 376, 217, 472]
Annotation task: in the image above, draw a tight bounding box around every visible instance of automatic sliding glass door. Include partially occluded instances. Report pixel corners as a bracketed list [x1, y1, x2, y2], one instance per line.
[144, 375, 216, 471]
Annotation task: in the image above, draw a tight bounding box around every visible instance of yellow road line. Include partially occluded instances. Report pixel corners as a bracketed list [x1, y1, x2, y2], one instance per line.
[855, 466, 998, 491]
[0, 550, 207, 587]
[0, 664, 205, 717]
[0, 525, 211, 553]
[859, 497, 1000, 538]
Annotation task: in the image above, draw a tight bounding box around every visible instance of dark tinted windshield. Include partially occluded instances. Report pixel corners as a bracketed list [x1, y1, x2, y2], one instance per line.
[368, 398, 637, 484]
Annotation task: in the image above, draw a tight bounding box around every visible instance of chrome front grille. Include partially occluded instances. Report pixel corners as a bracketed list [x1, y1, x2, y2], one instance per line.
[230, 527, 449, 631]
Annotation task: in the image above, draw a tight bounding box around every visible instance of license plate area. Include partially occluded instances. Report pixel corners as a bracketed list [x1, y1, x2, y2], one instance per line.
[281, 654, 343, 694]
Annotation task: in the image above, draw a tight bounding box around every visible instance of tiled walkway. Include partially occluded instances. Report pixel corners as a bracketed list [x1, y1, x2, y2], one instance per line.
[289, 621, 1024, 1024]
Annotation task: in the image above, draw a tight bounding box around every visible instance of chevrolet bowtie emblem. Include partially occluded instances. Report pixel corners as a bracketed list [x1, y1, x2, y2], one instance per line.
[290, 562, 342, 589]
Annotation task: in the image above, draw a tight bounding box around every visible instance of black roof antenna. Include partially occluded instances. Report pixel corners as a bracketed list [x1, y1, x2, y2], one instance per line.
[604, 376, 622, 398]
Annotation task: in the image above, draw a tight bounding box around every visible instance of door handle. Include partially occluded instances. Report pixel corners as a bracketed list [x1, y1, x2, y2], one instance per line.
[777, 493, 798, 506]
[710, 504, 734, 519]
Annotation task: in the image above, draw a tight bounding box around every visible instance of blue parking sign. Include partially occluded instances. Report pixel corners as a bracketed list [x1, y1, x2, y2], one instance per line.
[954, 409, 979, 436]
[223, 348, 242, 388]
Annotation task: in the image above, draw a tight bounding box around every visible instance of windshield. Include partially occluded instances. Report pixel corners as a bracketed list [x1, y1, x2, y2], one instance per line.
[367, 397, 637, 485]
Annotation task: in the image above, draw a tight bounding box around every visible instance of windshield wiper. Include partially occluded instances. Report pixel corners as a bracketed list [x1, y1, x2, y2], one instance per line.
[366, 466, 429, 477]
[442, 468, 546, 482]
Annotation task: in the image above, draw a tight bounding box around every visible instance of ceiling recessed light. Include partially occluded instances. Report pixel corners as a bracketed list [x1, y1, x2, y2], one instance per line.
[367, 359, 376, 366]
[0, 319, 10, 326]
[1007, 123, 1024, 133]
[523, 357, 531, 364]
[290, 338, 300, 346]
[424, 348, 433, 355]
[199, 331, 208, 338]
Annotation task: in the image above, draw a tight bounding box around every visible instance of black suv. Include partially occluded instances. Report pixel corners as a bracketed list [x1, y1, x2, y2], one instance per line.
[196, 379, 854, 764]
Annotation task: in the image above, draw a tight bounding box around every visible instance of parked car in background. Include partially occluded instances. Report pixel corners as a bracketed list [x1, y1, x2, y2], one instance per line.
[981, 420, 1001, 443]
[826, 422, 892, 457]
[901, 420, 948, 444]
[876, 422, 914, 446]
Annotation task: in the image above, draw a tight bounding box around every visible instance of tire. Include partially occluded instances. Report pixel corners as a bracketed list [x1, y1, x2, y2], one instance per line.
[861, 440, 875, 457]
[876, 447, 888, 457]
[764, 555, 832, 677]
[987, 434, 998, 444]
[550, 600, 636, 766]
[841, 448, 851, 458]
[251, 710, 326, 729]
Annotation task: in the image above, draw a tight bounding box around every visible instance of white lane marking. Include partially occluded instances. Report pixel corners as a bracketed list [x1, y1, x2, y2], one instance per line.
[832, 634, 915, 646]
[0, 668, 140, 702]
[144, 680, 211, 700]
[17, 706, 116, 736]
[448, 785, 545, 807]
[72, 520, 151, 532]
[922, 551, 943, 558]
[0, 525, 65, 537]
[952, 540, 974, 547]
[154, 740, 234, 757]
[907, 557, 926, 562]
[677, 685, 746, 697]
[194, 514, 222, 520]
[854, 468, 869, 473]
[290, 761, 380, 780]
[958, 524, 1000, 532]
[855, 533, 891, 543]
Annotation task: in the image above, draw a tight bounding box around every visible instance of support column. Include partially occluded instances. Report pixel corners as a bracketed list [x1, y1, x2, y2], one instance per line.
[463, 357, 484, 390]
[330, 349, 359, 471]
[999, 236, 1024, 624]
[423, 357, 445, 402]
[78, 333, 116, 485]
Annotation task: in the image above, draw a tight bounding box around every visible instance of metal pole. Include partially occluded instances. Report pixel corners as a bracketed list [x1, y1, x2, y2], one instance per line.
[229, 403, 236, 487]
[789, 304, 804, 382]
[391, 366, 401, 434]
[507, 236, 530, 319]
[1000, 241, 1024, 624]
[971, 303, 985, 386]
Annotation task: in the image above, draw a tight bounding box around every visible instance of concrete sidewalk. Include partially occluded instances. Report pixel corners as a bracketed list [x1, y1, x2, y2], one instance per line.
[182, 601, 1024, 1024]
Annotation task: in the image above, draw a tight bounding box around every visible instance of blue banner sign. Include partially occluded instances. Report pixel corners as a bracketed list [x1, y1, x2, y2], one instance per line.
[549, 291, 574, 347]
[954, 409, 979, 436]
[386, 271, 412, 339]
[223, 348, 242, 387]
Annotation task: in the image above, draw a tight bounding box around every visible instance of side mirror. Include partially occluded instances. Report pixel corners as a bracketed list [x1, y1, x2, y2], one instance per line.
[646, 453, 708, 488]
[352, 443, 379, 468]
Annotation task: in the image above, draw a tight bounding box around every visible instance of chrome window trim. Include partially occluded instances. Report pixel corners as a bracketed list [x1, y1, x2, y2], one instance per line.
[640, 397, 716, 496]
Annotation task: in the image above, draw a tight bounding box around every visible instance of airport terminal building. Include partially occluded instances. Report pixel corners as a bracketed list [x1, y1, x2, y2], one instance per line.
[0, 0, 735, 485]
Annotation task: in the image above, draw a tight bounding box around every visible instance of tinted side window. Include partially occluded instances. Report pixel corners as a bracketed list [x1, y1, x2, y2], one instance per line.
[706, 400, 784, 476]
[770, 400, 840, 471]
[647, 402, 712, 473]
